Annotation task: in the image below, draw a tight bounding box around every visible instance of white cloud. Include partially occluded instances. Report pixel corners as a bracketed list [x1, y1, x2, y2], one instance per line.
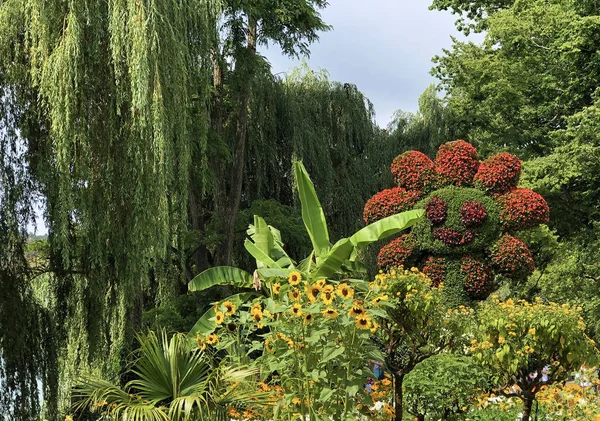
[262, 0, 479, 126]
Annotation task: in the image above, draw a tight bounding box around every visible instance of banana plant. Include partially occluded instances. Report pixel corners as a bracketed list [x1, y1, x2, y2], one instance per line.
[188, 161, 423, 338]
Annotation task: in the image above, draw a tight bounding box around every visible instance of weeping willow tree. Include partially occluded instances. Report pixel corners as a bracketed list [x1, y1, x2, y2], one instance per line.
[0, 0, 337, 418]
[0, 0, 219, 418]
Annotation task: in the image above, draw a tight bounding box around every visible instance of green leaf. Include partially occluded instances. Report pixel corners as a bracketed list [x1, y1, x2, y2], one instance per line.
[244, 239, 281, 268]
[319, 387, 334, 402]
[294, 161, 330, 258]
[321, 345, 345, 364]
[188, 266, 253, 292]
[349, 209, 424, 251]
[314, 238, 354, 279]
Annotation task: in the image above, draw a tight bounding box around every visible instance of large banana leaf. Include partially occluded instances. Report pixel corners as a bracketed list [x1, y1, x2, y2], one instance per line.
[313, 238, 354, 279]
[350, 209, 424, 251]
[188, 292, 260, 338]
[314, 209, 424, 278]
[293, 161, 330, 259]
[246, 216, 293, 268]
[244, 240, 281, 268]
[188, 267, 253, 292]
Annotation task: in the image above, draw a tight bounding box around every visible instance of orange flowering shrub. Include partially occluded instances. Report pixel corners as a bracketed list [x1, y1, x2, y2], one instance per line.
[364, 140, 550, 302]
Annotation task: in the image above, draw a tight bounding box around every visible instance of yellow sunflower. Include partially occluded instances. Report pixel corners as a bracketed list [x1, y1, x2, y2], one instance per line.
[252, 311, 263, 324]
[372, 294, 389, 307]
[349, 300, 366, 318]
[306, 283, 322, 303]
[289, 289, 302, 302]
[322, 307, 339, 319]
[205, 333, 219, 345]
[337, 283, 354, 299]
[250, 303, 262, 315]
[355, 315, 372, 330]
[289, 271, 302, 286]
[272, 283, 281, 294]
[215, 311, 225, 325]
[196, 335, 206, 351]
[321, 289, 335, 305]
[303, 313, 313, 325]
[316, 279, 326, 288]
[223, 301, 236, 316]
[291, 303, 303, 317]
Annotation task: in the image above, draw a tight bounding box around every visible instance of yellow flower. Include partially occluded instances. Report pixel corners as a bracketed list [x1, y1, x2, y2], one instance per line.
[289, 289, 302, 302]
[223, 301, 236, 316]
[291, 303, 303, 317]
[322, 307, 339, 319]
[292, 397, 302, 405]
[289, 271, 302, 286]
[252, 311, 263, 324]
[337, 283, 354, 299]
[215, 311, 225, 325]
[321, 288, 335, 305]
[528, 328, 536, 336]
[250, 303, 262, 315]
[306, 283, 322, 303]
[370, 321, 379, 333]
[227, 407, 241, 418]
[316, 279, 326, 288]
[349, 300, 366, 318]
[498, 336, 505, 344]
[196, 335, 207, 351]
[372, 294, 389, 306]
[272, 283, 281, 294]
[304, 313, 313, 325]
[355, 314, 372, 330]
[205, 333, 219, 345]
[265, 337, 274, 353]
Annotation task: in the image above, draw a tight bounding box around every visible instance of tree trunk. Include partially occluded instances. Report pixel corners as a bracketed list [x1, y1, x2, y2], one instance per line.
[394, 373, 405, 421]
[223, 16, 257, 265]
[522, 397, 533, 421]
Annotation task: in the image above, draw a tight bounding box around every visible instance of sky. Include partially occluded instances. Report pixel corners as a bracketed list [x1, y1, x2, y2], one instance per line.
[262, 0, 470, 127]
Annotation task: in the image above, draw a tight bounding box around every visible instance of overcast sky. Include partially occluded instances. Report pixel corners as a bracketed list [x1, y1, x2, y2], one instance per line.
[262, 0, 471, 127]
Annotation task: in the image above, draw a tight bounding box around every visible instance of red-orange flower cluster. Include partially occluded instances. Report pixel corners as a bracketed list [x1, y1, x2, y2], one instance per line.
[460, 200, 487, 227]
[474, 152, 522, 194]
[490, 234, 535, 279]
[390, 151, 437, 191]
[422, 256, 446, 287]
[498, 188, 550, 230]
[435, 140, 479, 186]
[433, 228, 476, 246]
[426, 196, 448, 225]
[461, 256, 495, 300]
[377, 234, 418, 269]
[363, 187, 423, 225]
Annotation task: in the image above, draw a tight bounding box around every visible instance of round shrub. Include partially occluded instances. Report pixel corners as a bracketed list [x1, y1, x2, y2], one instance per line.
[490, 234, 535, 279]
[391, 151, 437, 191]
[363, 187, 423, 224]
[421, 256, 446, 287]
[435, 140, 479, 186]
[460, 200, 488, 227]
[498, 188, 550, 230]
[474, 152, 521, 194]
[377, 233, 419, 269]
[461, 256, 495, 300]
[425, 196, 448, 225]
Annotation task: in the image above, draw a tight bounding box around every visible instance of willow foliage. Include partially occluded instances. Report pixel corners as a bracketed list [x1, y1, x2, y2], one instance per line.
[0, 0, 219, 418]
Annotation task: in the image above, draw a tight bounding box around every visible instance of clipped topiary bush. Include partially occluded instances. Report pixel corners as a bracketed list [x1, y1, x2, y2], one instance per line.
[364, 141, 550, 302]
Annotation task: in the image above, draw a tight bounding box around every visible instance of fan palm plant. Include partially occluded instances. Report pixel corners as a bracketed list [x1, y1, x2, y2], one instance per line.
[72, 330, 264, 420]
